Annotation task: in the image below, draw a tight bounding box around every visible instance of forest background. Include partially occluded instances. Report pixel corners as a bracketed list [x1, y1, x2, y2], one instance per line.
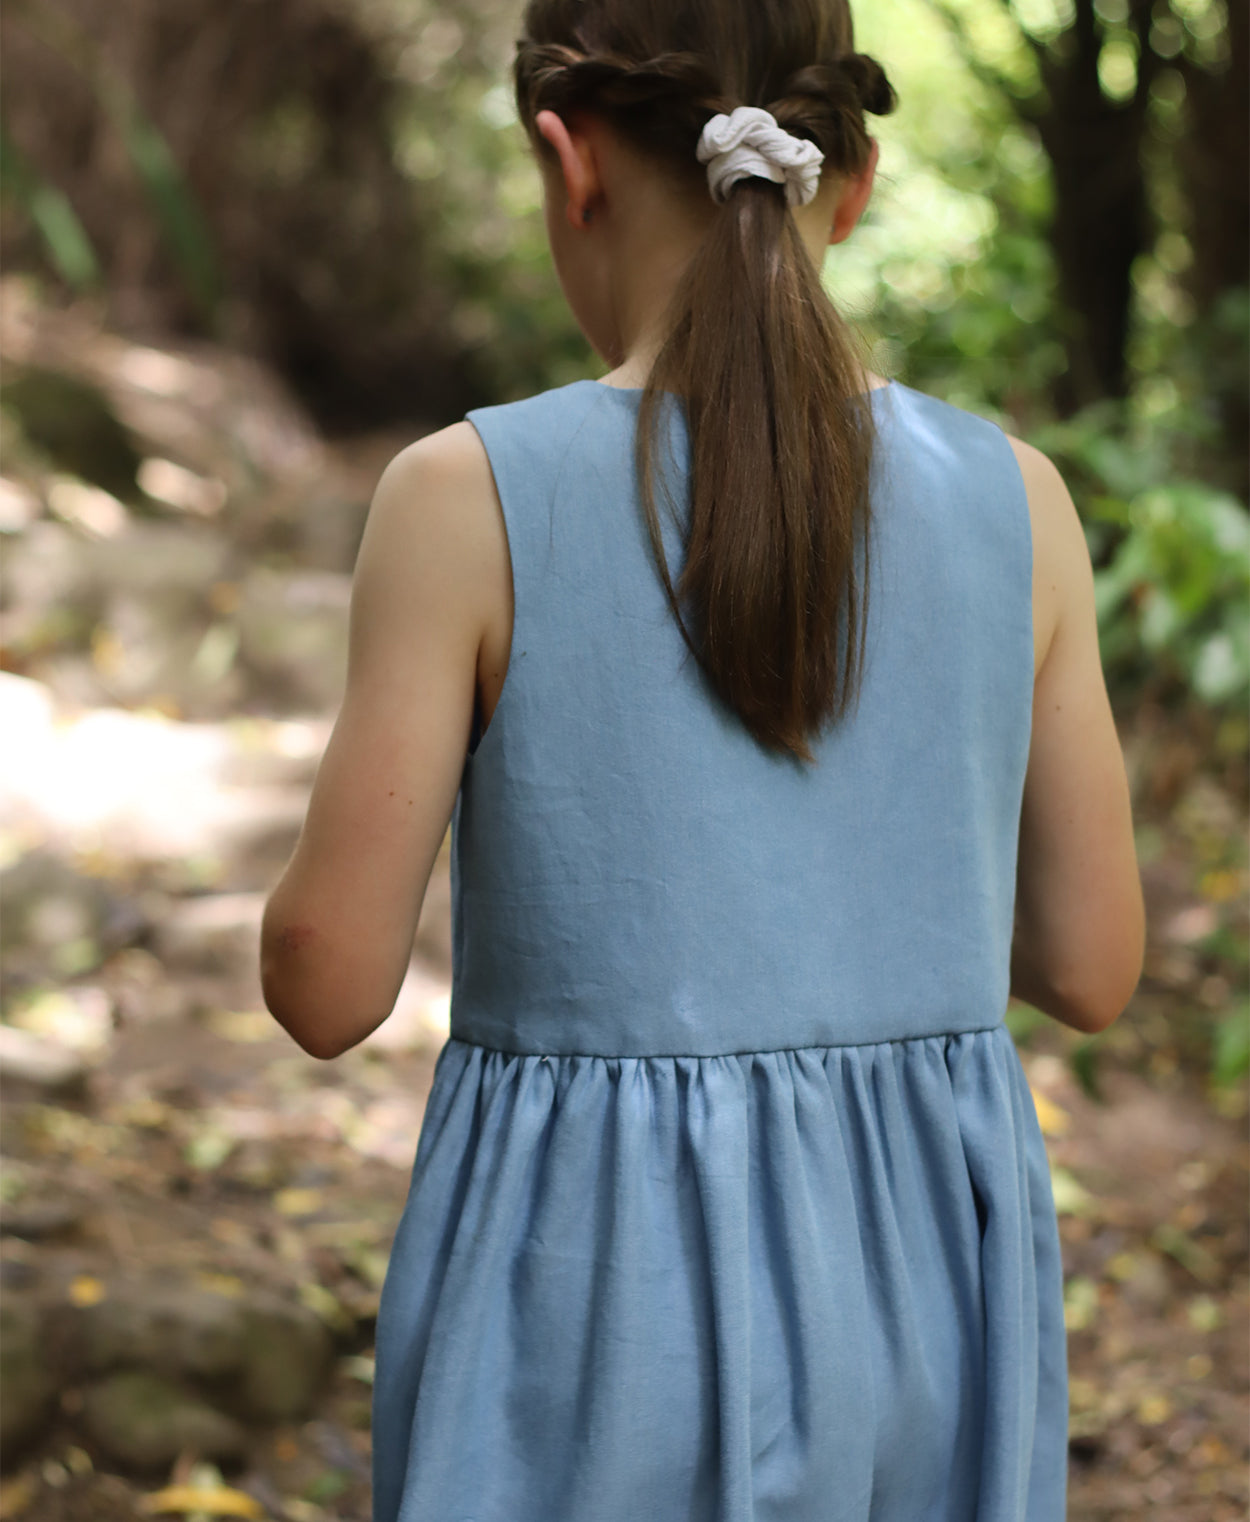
[0, 0, 1246, 1518]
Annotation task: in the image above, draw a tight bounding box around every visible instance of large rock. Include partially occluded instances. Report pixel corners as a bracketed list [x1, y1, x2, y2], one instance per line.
[81, 1371, 247, 1470]
[73, 1281, 333, 1423]
[0, 367, 143, 500]
[77, 1284, 249, 1382]
[235, 1292, 334, 1423]
[0, 1298, 55, 1460]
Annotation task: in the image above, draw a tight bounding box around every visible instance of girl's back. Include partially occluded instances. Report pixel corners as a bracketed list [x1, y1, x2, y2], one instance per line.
[451, 378, 1032, 1055]
[368, 375, 1066, 1521]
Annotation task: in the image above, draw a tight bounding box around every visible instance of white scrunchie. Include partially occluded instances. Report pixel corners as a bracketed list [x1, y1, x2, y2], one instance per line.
[696, 105, 825, 208]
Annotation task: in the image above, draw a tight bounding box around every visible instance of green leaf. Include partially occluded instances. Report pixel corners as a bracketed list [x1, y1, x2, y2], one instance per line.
[1069, 1037, 1103, 1100]
[1194, 632, 1248, 704]
[115, 107, 220, 317]
[1050, 1165, 1096, 1216]
[0, 124, 100, 288]
[303, 1469, 353, 1505]
[1063, 1273, 1100, 1329]
[1212, 1000, 1250, 1088]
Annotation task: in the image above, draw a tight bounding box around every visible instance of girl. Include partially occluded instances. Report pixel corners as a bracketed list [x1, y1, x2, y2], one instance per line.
[261, 1, 1145, 1517]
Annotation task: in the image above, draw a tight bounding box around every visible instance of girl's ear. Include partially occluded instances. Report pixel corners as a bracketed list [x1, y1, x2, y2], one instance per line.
[828, 139, 879, 246]
[535, 109, 602, 230]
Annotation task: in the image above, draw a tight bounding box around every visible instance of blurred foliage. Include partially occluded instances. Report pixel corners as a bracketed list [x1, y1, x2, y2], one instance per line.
[1, 0, 1245, 718]
[1212, 996, 1250, 1085]
[4, 0, 222, 318]
[1095, 481, 1247, 705]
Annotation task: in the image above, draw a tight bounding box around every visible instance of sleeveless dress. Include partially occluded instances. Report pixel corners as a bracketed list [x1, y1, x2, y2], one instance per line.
[370, 379, 1069, 1522]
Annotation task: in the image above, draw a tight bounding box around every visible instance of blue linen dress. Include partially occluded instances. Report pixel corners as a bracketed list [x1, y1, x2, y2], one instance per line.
[370, 379, 1069, 1522]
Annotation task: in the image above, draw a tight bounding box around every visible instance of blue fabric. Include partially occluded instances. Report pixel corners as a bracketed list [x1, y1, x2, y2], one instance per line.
[371, 380, 1069, 1521]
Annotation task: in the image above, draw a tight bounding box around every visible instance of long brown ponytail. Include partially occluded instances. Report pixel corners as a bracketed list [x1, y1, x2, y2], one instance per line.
[514, 1, 896, 761]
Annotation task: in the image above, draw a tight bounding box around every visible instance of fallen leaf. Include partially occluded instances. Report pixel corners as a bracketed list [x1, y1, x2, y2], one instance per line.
[1029, 1086, 1071, 1136]
[184, 1128, 235, 1172]
[1152, 1223, 1221, 1285]
[298, 1281, 354, 1334]
[1199, 868, 1242, 903]
[139, 1485, 264, 1517]
[1063, 1275, 1099, 1331]
[1049, 1166, 1096, 1217]
[68, 1274, 106, 1307]
[203, 1010, 278, 1044]
[273, 1188, 322, 1218]
[193, 1271, 247, 1299]
[1186, 1294, 1223, 1332]
[1137, 1391, 1172, 1425]
[0, 1473, 36, 1518]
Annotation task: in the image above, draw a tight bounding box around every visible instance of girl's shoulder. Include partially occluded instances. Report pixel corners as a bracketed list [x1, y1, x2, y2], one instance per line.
[876, 382, 1083, 681]
[365, 378, 613, 578]
[1005, 432, 1090, 682]
[466, 376, 621, 438]
[875, 380, 1022, 463]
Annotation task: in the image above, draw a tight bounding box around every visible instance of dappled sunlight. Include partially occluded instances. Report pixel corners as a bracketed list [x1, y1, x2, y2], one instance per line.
[0, 673, 322, 863]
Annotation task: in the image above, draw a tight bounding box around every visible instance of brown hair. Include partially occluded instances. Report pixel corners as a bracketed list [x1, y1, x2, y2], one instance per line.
[514, 1, 896, 761]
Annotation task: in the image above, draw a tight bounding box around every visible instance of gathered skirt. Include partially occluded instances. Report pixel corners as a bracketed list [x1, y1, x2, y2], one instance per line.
[371, 1023, 1068, 1522]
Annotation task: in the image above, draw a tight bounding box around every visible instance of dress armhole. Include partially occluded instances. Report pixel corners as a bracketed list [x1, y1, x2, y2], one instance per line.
[463, 409, 523, 768]
[463, 386, 615, 768]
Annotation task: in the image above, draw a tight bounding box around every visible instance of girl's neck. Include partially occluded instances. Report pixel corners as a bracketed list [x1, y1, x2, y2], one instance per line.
[543, 120, 888, 395]
[597, 350, 891, 394]
[595, 196, 887, 394]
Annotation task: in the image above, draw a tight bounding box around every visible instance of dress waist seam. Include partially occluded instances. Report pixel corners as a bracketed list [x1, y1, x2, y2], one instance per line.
[444, 1023, 1007, 1062]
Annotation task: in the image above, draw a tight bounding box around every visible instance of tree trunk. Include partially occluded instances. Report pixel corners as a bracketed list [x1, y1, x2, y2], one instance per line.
[1029, 0, 1155, 413]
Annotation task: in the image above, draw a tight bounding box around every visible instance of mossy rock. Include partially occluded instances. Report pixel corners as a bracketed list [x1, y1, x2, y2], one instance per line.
[234, 1293, 333, 1423]
[0, 1297, 55, 1461]
[81, 1370, 246, 1470]
[0, 367, 142, 502]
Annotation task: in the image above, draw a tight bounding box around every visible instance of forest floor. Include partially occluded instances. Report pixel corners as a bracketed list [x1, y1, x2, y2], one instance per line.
[0, 278, 1246, 1521]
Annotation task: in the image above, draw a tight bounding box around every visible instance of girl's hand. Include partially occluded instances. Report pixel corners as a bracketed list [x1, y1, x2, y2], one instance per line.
[1009, 437, 1146, 1034]
[259, 423, 508, 1058]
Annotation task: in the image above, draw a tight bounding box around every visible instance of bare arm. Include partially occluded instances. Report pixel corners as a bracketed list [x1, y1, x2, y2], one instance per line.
[1008, 438, 1146, 1034]
[259, 422, 507, 1058]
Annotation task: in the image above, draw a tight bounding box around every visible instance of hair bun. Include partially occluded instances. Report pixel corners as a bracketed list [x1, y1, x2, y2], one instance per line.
[842, 53, 896, 117]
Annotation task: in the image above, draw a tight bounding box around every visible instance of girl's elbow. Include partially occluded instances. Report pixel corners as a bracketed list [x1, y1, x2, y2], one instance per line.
[262, 990, 351, 1060]
[296, 1029, 351, 1061]
[1044, 878, 1147, 1035]
[1058, 930, 1146, 1036]
[260, 923, 345, 1059]
[259, 933, 392, 1060]
[1060, 981, 1133, 1036]
[260, 975, 329, 1058]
